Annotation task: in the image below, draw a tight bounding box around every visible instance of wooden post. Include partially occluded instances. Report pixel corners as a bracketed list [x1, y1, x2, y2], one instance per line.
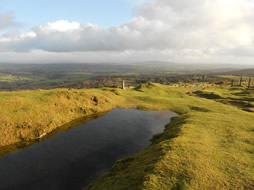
[248, 78, 252, 88]
[231, 79, 234, 86]
[239, 76, 243, 86]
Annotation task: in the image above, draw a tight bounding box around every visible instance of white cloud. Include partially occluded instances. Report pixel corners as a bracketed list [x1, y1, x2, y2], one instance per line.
[38, 20, 80, 32]
[1, 0, 254, 63]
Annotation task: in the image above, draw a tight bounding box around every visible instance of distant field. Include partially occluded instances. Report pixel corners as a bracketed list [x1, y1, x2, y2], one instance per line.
[25, 73, 94, 88]
[216, 75, 254, 81]
[0, 71, 95, 90]
[0, 74, 33, 83]
[0, 63, 251, 90]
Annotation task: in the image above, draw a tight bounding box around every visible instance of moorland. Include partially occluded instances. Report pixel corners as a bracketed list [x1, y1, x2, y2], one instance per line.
[0, 63, 254, 189]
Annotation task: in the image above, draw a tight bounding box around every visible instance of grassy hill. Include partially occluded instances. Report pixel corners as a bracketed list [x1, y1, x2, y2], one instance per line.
[0, 88, 122, 147]
[84, 84, 254, 189]
[0, 83, 254, 189]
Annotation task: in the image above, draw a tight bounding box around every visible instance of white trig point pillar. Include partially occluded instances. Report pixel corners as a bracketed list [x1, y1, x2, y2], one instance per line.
[122, 80, 125, 90]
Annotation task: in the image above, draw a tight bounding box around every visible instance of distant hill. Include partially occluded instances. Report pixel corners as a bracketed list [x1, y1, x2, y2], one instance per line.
[0, 62, 252, 90]
[220, 68, 254, 77]
[0, 62, 249, 74]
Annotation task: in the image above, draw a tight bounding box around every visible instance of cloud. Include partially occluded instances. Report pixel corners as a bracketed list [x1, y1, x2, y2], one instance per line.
[38, 20, 80, 32]
[0, 10, 20, 29]
[1, 0, 254, 63]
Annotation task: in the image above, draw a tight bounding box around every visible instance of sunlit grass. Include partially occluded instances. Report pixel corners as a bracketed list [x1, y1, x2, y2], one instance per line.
[85, 83, 254, 190]
[0, 88, 123, 147]
[0, 83, 253, 189]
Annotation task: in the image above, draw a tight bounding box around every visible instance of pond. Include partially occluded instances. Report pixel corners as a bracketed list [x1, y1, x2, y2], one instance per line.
[0, 108, 177, 190]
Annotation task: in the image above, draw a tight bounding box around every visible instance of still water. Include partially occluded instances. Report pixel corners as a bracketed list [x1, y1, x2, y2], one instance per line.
[0, 108, 177, 190]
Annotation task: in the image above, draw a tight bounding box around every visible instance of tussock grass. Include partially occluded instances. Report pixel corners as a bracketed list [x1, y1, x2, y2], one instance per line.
[194, 86, 254, 112]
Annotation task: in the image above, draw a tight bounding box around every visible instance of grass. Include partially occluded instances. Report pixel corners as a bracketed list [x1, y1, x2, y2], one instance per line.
[0, 88, 123, 147]
[84, 83, 254, 190]
[194, 86, 254, 112]
[25, 73, 93, 88]
[0, 72, 94, 89]
[0, 83, 254, 189]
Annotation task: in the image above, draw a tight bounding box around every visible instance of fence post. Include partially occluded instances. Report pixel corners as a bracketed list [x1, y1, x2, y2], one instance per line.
[239, 76, 243, 86]
[248, 78, 252, 88]
[231, 79, 234, 86]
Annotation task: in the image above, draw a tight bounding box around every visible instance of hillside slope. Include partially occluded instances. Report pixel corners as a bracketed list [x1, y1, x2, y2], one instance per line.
[0, 84, 253, 189]
[221, 68, 254, 77]
[85, 84, 254, 190]
[0, 88, 122, 147]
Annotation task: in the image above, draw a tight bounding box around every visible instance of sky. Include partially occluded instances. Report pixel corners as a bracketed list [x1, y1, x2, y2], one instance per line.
[0, 0, 254, 64]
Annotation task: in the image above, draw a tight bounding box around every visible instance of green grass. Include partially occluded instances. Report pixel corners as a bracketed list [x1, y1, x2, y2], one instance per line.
[194, 86, 254, 112]
[25, 73, 93, 88]
[0, 88, 123, 147]
[0, 72, 94, 89]
[84, 83, 254, 190]
[0, 83, 254, 189]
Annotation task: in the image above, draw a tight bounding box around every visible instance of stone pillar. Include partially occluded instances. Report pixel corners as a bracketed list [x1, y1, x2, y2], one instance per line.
[202, 73, 207, 81]
[122, 80, 125, 90]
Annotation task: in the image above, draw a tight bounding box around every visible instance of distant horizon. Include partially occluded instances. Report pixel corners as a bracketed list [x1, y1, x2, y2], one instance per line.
[0, 61, 253, 68]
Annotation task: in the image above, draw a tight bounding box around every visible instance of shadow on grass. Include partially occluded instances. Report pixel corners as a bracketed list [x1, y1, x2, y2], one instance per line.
[194, 90, 254, 112]
[231, 91, 251, 96]
[194, 91, 224, 99]
[189, 106, 210, 112]
[229, 87, 246, 91]
[228, 100, 254, 109]
[151, 114, 188, 145]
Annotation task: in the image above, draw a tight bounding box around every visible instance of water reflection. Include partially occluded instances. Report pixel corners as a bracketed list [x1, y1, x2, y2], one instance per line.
[0, 108, 177, 190]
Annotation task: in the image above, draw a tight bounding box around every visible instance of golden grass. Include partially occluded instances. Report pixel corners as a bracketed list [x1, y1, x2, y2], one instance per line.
[84, 83, 254, 190]
[0, 88, 123, 147]
[0, 83, 254, 189]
